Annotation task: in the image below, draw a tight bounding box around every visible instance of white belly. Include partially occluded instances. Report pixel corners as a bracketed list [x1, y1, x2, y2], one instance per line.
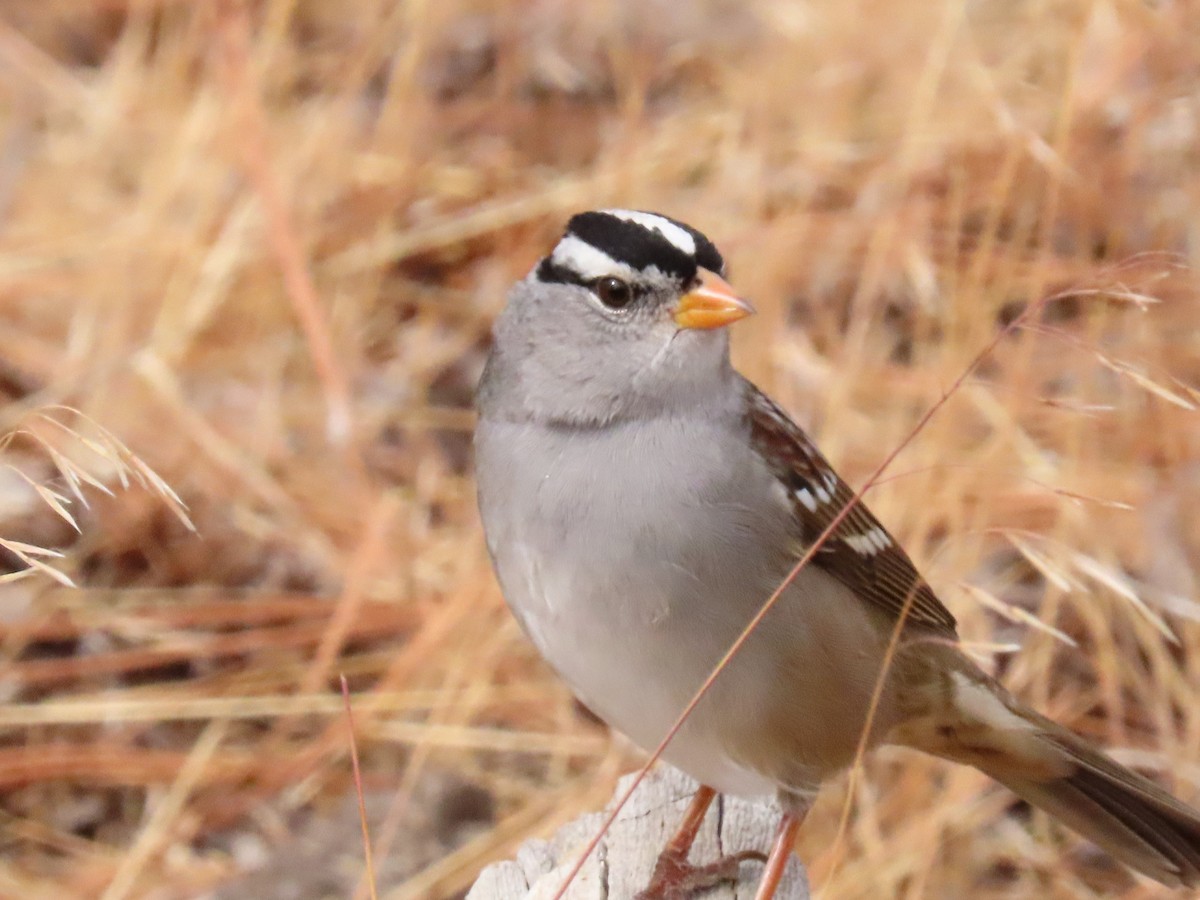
[503, 536, 776, 798]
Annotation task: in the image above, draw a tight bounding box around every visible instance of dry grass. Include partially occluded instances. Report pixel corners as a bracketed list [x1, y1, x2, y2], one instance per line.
[0, 1, 1198, 897]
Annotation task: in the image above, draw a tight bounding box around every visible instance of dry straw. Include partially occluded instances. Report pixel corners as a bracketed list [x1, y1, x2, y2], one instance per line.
[0, 1, 1197, 898]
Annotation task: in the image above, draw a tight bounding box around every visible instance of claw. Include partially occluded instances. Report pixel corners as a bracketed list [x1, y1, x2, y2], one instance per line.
[635, 847, 768, 899]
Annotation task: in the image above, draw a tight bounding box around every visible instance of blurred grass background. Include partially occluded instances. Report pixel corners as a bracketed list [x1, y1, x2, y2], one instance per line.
[0, 0, 1198, 897]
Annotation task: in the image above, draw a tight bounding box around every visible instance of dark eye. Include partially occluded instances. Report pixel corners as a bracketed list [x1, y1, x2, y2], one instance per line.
[593, 277, 633, 309]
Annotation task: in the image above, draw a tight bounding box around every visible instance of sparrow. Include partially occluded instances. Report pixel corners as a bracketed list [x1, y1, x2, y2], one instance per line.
[474, 209, 1200, 897]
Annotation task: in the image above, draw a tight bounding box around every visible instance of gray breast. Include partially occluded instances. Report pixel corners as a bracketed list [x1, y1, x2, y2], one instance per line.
[475, 412, 805, 794]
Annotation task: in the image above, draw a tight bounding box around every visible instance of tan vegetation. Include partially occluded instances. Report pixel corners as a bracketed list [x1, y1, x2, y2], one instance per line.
[0, 1, 1197, 897]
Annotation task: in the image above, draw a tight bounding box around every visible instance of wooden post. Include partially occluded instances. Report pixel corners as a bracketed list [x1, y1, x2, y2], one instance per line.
[467, 767, 809, 899]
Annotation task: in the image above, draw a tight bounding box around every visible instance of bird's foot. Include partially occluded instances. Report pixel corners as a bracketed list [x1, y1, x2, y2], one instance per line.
[634, 847, 768, 899]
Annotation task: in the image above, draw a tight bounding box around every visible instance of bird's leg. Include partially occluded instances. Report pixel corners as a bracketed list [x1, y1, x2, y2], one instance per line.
[751, 808, 805, 900]
[635, 785, 767, 899]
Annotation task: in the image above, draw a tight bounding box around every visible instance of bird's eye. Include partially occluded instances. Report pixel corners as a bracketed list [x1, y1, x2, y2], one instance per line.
[593, 277, 633, 309]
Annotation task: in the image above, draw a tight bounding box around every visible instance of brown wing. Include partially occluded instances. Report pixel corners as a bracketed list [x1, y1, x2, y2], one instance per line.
[744, 380, 958, 638]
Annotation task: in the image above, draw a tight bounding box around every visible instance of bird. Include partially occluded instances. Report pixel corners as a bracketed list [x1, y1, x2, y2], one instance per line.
[474, 209, 1200, 898]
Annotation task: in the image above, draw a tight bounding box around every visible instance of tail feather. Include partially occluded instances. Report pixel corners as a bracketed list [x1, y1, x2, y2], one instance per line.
[990, 755, 1200, 888]
[897, 662, 1200, 888]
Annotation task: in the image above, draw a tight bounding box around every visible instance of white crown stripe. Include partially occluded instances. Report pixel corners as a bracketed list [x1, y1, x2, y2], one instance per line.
[601, 209, 697, 256]
[551, 235, 638, 282]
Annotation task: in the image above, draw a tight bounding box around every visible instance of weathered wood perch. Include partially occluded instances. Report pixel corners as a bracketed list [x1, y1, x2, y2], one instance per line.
[467, 767, 809, 899]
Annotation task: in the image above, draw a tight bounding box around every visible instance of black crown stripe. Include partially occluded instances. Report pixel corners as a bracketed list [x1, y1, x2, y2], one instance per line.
[563, 211, 724, 281]
[536, 257, 589, 286]
[650, 212, 725, 276]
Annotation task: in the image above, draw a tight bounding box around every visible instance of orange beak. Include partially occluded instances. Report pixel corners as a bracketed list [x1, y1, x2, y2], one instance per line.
[673, 268, 755, 330]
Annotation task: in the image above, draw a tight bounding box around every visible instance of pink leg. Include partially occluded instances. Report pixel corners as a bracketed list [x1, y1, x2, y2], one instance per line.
[636, 785, 768, 899]
[752, 811, 804, 900]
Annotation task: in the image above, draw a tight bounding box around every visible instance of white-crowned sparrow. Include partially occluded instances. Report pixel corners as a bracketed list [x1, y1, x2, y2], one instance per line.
[474, 209, 1200, 897]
